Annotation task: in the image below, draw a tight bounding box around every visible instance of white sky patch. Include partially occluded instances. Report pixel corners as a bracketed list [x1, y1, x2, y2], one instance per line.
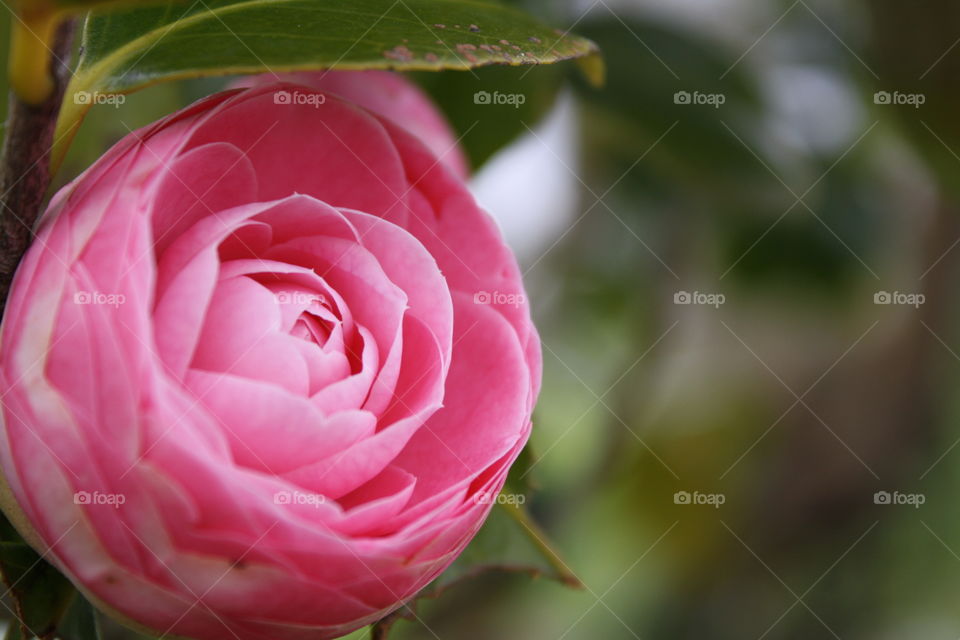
[470, 90, 580, 261]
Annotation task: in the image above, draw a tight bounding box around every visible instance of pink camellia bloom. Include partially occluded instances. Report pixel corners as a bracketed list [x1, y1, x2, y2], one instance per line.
[234, 70, 470, 179]
[0, 82, 539, 640]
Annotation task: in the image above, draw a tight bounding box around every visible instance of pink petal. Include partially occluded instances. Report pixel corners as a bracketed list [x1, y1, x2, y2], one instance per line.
[394, 293, 531, 505]
[185, 370, 376, 472]
[184, 84, 409, 218]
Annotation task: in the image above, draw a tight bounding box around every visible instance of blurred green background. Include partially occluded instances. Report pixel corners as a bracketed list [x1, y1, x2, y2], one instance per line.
[5, 0, 960, 638]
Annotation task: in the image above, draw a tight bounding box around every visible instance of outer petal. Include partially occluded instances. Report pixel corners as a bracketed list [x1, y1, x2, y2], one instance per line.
[234, 70, 469, 179]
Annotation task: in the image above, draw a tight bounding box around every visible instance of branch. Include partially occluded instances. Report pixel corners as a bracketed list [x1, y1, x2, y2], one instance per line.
[0, 18, 75, 317]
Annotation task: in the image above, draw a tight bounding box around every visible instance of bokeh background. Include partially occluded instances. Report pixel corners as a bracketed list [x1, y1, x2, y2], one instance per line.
[4, 0, 960, 638]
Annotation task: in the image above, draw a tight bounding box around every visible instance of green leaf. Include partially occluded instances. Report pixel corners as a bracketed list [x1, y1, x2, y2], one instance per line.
[58, 591, 101, 640]
[411, 63, 565, 169]
[0, 523, 77, 639]
[13, 0, 168, 11]
[572, 17, 762, 185]
[867, 0, 960, 197]
[55, 0, 600, 161]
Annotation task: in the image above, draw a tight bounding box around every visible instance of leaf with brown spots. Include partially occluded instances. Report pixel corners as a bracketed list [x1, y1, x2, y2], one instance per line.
[54, 0, 602, 162]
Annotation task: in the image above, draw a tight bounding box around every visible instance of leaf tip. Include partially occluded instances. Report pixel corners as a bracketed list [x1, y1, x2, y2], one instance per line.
[576, 51, 606, 88]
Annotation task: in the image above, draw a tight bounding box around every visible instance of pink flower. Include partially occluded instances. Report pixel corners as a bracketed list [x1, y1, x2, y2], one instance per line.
[0, 82, 539, 640]
[234, 70, 470, 178]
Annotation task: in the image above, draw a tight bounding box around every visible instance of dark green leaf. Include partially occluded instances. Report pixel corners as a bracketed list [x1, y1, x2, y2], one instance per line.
[866, 0, 960, 197]
[0, 539, 76, 639]
[58, 591, 101, 640]
[15, 0, 174, 11]
[55, 0, 600, 156]
[75, 0, 598, 86]
[412, 64, 564, 168]
[573, 18, 762, 185]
